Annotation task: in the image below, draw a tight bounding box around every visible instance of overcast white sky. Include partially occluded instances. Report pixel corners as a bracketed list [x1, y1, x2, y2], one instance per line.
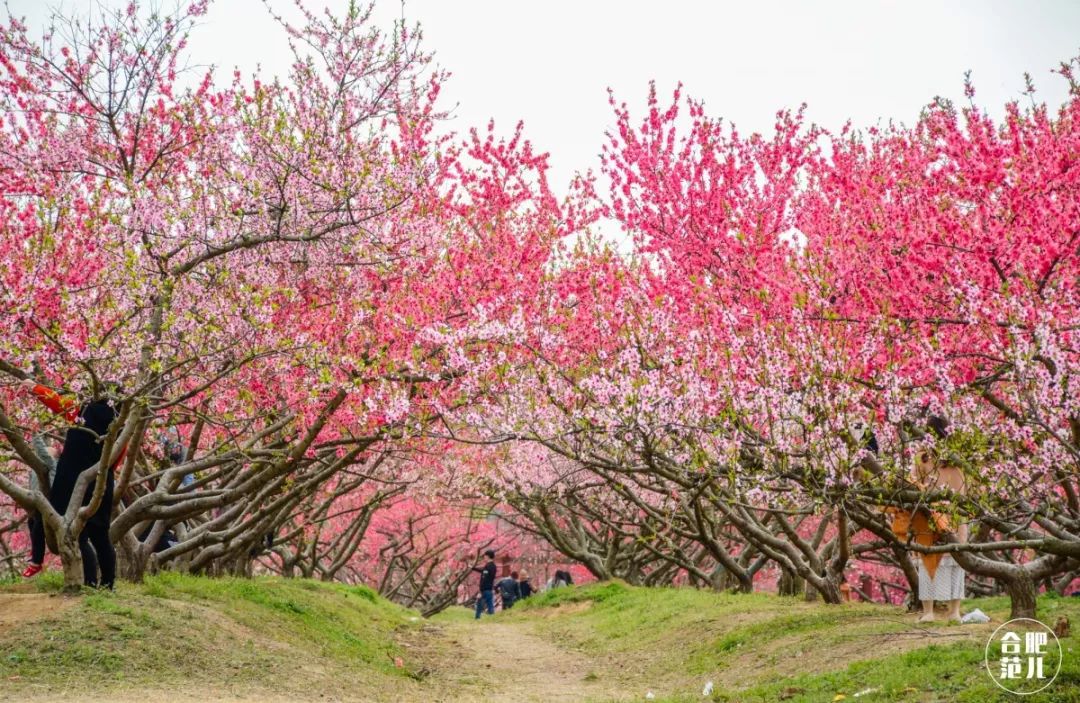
[8, 1, 1080, 189]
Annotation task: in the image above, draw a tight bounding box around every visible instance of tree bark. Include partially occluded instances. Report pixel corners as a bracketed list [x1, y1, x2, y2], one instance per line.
[58, 531, 84, 592]
[778, 568, 804, 597]
[1003, 569, 1038, 620]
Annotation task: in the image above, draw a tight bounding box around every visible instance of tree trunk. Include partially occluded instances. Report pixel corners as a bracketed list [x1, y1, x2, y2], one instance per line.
[817, 578, 844, 605]
[711, 566, 752, 593]
[802, 572, 844, 604]
[735, 573, 753, 593]
[121, 546, 151, 582]
[897, 551, 921, 605]
[231, 555, 252, 576]
[778, 569, 804, 597]
[1004, 570, 1038, 620]
[58, 530, 84, 592]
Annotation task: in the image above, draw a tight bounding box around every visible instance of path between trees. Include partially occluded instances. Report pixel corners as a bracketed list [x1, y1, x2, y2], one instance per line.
[1, 591, 632, 703]
[2, 589, 998, 703]
[414, 612, 632, 702]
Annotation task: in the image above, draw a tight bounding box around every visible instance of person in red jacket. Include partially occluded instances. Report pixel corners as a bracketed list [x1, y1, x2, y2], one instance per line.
[23, 378, 125, 589]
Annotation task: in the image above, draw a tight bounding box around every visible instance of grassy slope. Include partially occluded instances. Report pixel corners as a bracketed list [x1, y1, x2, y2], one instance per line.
[3, 574, 1078, 702]
[513, 582, 1080, 703]
[1, 571, 424, 700]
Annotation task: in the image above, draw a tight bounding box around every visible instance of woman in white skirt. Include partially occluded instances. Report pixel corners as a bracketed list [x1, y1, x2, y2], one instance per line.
[911, 444, 968, 623]
[918, 553, 965, 622]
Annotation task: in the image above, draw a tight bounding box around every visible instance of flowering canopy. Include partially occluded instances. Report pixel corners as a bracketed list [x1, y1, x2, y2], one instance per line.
[1, 2, 1077, 617]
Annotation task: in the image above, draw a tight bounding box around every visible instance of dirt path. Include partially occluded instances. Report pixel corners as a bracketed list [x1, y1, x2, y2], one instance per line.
[0, 593, 77, 629]
[1, 590, 1000, 703]
[2, 590, 630, 703]
[5, 612, 638, 703]
[419, 616, 632, 703]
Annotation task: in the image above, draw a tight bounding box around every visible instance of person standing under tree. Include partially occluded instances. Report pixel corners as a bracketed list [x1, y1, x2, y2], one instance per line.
[22, 377, 125, 589]
[472, 549, 497, 619]
[909, 446, 967, 622]
[890, 416, 967, 622]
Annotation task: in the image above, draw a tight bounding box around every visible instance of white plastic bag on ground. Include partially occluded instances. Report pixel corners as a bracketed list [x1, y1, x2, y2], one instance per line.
[961, 608, 990, 624]
[702, 680, 714, 696]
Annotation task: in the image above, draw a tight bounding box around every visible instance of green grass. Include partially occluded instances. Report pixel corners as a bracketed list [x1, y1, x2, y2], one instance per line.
[0, 572, 423, 697]
[516, 582, 1080, 703]
[724, 635, 1080, 703]
[5, 574, 1078, 701]
[142, 571, 406, 666]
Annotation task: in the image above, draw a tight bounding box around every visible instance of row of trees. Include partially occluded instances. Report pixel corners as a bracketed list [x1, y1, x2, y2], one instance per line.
[475, 72, 1080, 618]
[0, 0, 566, 605]
[1, 2, 1077, 619]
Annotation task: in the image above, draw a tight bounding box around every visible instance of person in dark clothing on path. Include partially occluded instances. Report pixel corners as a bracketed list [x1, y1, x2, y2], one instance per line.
[472, 549, 497, 619]
[496, 570, 522, 610]
[518, 572, 534, 599]
[23, 378, 124, 589]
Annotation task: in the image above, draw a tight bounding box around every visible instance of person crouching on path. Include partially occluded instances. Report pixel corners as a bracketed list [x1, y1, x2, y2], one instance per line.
[472, 550, 497, 619]
[22, 377, 125, 589]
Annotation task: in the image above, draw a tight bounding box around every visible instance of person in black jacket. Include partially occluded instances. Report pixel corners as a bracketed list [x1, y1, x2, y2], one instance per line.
[24, 378, 123, 589]
[518, 572, 534, 599]
[496, 571, 522, 610]
[472, 549, 497, 619]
